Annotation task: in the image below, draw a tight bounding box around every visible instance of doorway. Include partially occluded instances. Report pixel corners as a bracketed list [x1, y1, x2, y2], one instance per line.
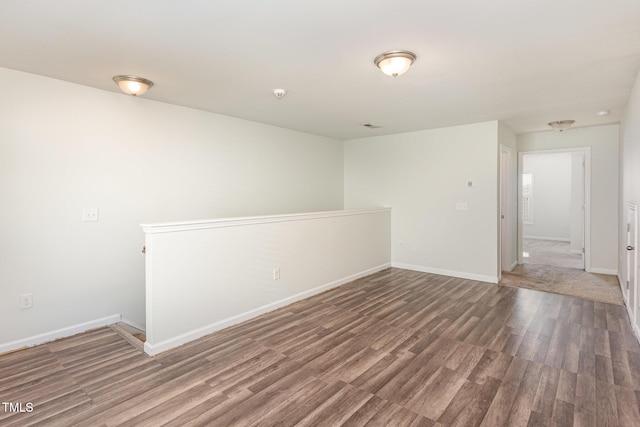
[517, 148, 590, 271]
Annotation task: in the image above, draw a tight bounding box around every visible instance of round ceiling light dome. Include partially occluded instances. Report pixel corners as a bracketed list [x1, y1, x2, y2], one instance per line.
[547, 120, 575, 132]
[374, 51, 416, 77]
[113, 75, 154, 96]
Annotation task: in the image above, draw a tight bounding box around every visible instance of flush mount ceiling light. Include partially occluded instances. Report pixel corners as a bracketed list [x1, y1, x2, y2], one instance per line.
[547, 120, 575, 132]
[595, 110, 609, 116]
[374, 50, 416, 77]
[113, 75, 154, 96]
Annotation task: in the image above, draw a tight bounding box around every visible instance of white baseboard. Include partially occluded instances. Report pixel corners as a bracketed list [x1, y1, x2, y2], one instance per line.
[619, 273, 640, 345]
[121, 318, 146, 333]
[523, 236, 570, 242]
[619, 273, 629, 305]
[623, 299, 640, 343]
[589, 267, 618, 275]
[501, 261, 518, 273]
[0, 314, 121, 355]
[391, 262, 499, 284]
[144, 263, 391, 356]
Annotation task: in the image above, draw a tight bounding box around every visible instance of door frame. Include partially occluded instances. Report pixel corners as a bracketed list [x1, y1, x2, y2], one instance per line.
[499, 145, 513, 280]
[627, 203, 638, 328]
[517, 147, 591, 271]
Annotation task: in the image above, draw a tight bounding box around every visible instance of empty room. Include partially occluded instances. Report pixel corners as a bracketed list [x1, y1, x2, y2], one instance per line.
[2, 1, 640, 425]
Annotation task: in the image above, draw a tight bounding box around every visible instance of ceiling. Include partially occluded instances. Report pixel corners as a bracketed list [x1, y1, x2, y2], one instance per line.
[2, 0, 640, 140]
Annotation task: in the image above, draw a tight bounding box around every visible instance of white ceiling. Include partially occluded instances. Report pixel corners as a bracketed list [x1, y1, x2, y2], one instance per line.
[2, 0, 640, 140]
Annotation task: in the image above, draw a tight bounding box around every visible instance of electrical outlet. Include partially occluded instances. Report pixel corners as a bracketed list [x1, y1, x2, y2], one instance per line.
[273, 267, 280, 280]
[82, 208, 99, 222]
[20, 293, 33, 310]
[414, 244, 421, 252]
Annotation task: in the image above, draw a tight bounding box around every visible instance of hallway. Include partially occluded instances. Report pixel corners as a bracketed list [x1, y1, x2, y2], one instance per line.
[522, 239, 583, 270]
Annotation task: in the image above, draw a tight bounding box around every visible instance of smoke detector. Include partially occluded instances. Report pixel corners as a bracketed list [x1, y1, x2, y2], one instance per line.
[273, 88, 287, 99]
[362, 123, 381, 129]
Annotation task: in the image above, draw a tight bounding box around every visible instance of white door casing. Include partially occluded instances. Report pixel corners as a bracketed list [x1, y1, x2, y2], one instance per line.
[500, 145, 512, 274]
[517, 147, 591, 270]
[627, 203, 638, 328]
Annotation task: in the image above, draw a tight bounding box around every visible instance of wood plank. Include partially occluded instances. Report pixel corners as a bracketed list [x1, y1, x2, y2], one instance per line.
[1, 268, 638, 426]
[551, 399, 575, 427]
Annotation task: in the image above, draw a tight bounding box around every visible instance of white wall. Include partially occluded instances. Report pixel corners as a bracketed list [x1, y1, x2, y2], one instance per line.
[518, 124, 619, 273]
[0, 67, 344, 350]
[620, 68, 640, 335]
[344, 121, 499, 283]
[522, 153, 572, 240]
[143, 208, 391, 355]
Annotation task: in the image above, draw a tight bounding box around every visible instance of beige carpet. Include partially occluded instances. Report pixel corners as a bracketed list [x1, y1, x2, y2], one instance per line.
[523, 238, 583, 269]
[500, 264, 624, 305]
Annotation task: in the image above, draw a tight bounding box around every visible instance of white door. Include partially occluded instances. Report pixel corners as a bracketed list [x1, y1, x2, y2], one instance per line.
[500, 146, 511, 273]
[627, 203, 638, 325]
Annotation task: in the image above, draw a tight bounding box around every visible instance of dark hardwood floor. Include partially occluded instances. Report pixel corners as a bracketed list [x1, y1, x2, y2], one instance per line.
[2, 268, 640, 426]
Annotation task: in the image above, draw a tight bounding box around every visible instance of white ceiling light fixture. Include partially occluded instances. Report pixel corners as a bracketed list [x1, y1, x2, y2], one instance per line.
[374, 50, 416, 77]
[547, 120, 575, 132]
[595, 110, 609, 116]
[113, 75, 154, 96]
[273, 88, 287, 99]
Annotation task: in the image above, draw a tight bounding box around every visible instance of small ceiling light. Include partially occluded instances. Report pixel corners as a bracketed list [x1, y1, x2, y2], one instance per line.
[374, 50, 416, 77]
[548, 120, 575, 132]
[273, 88, 287, 99]
[595, 110, 609, 116]
[113, 75, 154, 96]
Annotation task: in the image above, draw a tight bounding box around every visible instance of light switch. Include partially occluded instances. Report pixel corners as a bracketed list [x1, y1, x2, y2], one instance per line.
[456, 202, 468, 211]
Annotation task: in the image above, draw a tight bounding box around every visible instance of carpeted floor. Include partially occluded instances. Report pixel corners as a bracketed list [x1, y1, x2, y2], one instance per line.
[500, 263, 623, 305]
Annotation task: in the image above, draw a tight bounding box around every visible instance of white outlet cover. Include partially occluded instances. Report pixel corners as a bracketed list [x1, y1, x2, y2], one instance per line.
[82, 208, 99, 222]
[20, 293, 33, 309]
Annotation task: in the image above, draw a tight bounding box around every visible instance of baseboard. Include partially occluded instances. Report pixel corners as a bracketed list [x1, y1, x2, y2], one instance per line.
[619, 272, 626, 302]
[121, 318, 146, 332]
[589, 268, 618, 275]
[391, 262, 499, 284]
[144, 263, 391, 356]
[0, 314, 121, 355]
[501, 261, 518, 273]
[523, 236, 570, 242]
[619, 273, 640, 345]
[623, 300, 640, 344]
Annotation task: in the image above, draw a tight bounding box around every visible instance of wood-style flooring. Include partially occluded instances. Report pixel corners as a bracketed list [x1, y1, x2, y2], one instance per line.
[2, 268, 640, 426]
